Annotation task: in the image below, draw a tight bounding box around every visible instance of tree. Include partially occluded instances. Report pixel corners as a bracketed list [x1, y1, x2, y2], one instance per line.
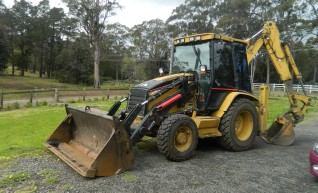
[63, 0, 121, 88]
[102, 23, 129, 81]
[130, 19, 169, 79]
[0, 31, 9, 72]
[130, 19, 168, 59]
[10, 0, 33, 76]
[55, 37, 93, 84]
[33, 0, 50, 77]
[166, 0, 218, 37]
[46, 7, 66, 77]
[0, 0, 9, 72]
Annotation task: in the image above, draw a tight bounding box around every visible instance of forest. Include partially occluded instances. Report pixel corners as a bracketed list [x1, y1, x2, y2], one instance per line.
[0, 0, 317, 87]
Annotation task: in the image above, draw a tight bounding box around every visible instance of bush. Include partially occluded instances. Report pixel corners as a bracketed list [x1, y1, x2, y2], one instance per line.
[25, 101, 33, 108]
[36, 100, 49, 106]
[5, 103, 12, 110]
[12, 101, 20, 109]
[100, 76, 113, 83]
[94, 97, 99, 102]
[76, 97, 82, 102]
[68, 99, 76, 103]
[41, 100, 48, 106]
[101, 96, 106, 101]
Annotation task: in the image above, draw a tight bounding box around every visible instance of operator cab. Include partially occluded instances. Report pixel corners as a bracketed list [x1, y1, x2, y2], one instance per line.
[171, 36, 252, 111]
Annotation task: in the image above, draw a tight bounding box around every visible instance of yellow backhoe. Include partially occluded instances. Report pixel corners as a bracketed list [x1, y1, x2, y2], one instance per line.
[45, 21, 312, 177]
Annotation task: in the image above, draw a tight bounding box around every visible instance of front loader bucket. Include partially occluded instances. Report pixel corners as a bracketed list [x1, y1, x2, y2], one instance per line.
[261, 115, 295, 146]
[45, 106, 134, 177]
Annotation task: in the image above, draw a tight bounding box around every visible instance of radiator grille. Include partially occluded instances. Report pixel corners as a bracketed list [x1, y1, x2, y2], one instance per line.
[127, 88, 148, 116]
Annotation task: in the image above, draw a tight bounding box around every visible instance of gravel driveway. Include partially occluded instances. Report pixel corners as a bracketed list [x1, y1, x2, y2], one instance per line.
[1, 113, 318, 193]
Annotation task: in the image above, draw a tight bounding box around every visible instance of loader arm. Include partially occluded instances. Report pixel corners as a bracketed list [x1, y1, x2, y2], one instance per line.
[246, 21, 311, 145]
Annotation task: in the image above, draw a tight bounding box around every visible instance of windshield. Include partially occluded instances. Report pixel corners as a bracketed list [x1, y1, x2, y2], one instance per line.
[172, 42, 210, 73]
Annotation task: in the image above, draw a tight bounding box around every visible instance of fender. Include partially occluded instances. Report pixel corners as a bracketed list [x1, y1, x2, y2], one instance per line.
[211, 91, 260, 118]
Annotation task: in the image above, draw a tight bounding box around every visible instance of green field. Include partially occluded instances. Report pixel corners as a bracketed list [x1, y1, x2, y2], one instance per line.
[0, 97, 316, 161]
[0, 100, 116, 159]
[0, 69, 132, 91]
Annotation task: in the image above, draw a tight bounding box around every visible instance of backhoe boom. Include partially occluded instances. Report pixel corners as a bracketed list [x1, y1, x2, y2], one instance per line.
[246, 21, 311, 145]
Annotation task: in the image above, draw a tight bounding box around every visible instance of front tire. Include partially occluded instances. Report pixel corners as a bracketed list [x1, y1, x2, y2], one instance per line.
[218, 98, 258, 151]
[157, 114, 198, 161]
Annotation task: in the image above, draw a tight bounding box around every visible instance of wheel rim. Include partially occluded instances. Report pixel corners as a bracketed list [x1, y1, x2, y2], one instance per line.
[174, 126, 193, 152]
[235, 111, 253, 141]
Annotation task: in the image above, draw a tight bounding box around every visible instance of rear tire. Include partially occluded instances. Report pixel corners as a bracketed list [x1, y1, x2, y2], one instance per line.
[157, 114, 198, 161]
[218, 98, 258, 151]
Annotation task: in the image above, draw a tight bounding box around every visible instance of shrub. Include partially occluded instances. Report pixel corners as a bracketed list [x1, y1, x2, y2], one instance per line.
[69, 99, 76, 103]
[13, 101, 20, 109]
[34, 100, 49, 107]
[25, 101, 32, 108]
[76, 97, 82, 102]
[94, 97, 99, 102]
[5, 103, 12, 110]
[41, 100, 48, 106]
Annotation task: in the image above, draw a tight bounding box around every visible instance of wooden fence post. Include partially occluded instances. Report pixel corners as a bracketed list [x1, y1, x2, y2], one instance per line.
[30, 91, 33, 104]
[55, 88, 59, 102]
[0, 92, 3, 110]
[107, 88, 110, 100]
[83, 88, 86, 101]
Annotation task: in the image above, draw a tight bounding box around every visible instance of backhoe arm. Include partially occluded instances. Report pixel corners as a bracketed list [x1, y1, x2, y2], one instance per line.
[246, 21, 311, 145]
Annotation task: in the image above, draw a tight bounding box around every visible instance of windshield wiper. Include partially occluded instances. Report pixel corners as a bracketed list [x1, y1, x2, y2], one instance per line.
[192, 45, 202, 70]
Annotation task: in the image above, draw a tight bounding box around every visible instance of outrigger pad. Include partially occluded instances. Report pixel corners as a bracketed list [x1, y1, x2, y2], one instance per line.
[45, 106, 134, 177]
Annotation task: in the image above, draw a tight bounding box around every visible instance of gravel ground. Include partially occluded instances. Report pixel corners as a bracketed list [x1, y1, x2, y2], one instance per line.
[1, 113, 318, 193]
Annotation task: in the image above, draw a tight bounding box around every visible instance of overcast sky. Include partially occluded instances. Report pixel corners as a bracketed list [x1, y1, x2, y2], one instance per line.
[3, 0, 185, 27]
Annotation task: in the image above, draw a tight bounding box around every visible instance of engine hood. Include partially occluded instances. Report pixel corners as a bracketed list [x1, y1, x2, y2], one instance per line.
[134, 73, 193, 91]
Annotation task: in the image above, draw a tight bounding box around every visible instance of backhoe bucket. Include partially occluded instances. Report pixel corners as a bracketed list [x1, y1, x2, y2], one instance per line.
[45, 106, 134, 177]
[261, 115, 295, 146]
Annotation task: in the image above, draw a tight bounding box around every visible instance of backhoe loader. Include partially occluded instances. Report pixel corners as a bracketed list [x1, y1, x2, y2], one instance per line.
[45, 21, 312, 177]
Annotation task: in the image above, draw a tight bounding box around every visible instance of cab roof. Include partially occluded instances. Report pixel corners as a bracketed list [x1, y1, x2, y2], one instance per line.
[173, 33, 248, 45]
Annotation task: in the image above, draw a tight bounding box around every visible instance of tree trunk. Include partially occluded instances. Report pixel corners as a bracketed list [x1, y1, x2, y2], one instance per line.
[93, 41, 100, 88]
[39, 42, 44, 78]
[116, 61, 118, 81]
[39, 24, 45, 78]
[10, 35, 14, 76]
[33, 54, 36, 73]
[313, 66, 317, 83]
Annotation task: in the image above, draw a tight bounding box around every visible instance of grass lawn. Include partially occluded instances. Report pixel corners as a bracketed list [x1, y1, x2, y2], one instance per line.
[0, 100, 117, 159]
[0, 97, 316, 160]
[0, 67, 131, 91]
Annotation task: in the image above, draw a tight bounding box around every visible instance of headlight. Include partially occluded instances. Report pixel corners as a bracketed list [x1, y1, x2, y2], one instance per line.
[313, 142, 318, 154]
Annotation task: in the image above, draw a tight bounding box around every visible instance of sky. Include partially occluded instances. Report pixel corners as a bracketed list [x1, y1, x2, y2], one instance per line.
[3, 0, 185, 27]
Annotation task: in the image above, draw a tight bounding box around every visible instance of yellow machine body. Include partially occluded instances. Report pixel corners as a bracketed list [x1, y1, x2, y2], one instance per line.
[46, 21, 311, 177]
